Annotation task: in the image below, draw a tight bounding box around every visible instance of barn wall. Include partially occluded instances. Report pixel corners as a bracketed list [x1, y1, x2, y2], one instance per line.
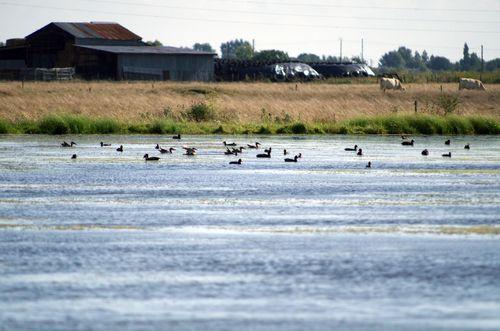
[116, 54, 214, 81]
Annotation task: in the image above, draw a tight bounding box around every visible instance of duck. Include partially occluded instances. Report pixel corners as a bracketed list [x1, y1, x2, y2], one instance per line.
[357, 149, 363, 156]
[143, 153, 160, 161]
[100, 142, 111, 147]
[61, 141, 76, 147]
[257, 150, 271, 158]
[183, 147, 197, 156]
[284, 149, 289, 155]
[366, 161, 371, 168]
[445, 139, 451, 145]
[464, 144, 470, 150]
[155, 144, 160, 150]
[344, 145, 358, 151]
[224, 148, 237, 155]
[232, 146, 245, 154]
[159, 147, 176, 154]
[71, 154, 77, 159]
[442, 152, 452, 157]
[284, 155, 299, 162]
[264, 147, 272, 154]
[247, 142, 261, 149]
[223, 141, 237, 146]
[116, 145, 123, 152]
[297, 153, 302, 158]
[402, 139, 415, 146]
[172, 134, 181, 140]
[229, 159, 242, 165]
[421, 149, 429, 156]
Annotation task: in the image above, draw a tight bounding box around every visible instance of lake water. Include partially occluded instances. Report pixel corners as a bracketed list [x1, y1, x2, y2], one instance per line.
[0, 134, 499, 330]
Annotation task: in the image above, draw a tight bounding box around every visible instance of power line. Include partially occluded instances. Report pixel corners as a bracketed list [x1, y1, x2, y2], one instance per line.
[206, 0, 500, 14]
[1, 2, 499, 34]
[75, 0, 500, 25]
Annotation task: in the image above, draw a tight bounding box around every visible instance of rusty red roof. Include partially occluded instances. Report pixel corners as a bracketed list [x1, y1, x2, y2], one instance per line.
[27, 22, 142, 41]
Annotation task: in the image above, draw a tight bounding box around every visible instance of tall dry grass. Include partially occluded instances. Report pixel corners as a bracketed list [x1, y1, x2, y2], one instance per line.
[0, 81, 499, 124]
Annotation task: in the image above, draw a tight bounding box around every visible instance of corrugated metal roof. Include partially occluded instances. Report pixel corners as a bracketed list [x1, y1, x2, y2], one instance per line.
[53, 22, 142, 40]
[77, 45, 216, 55]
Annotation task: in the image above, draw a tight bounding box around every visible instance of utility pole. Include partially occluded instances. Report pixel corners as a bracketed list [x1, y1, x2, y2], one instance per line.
[339, 38, 343, 63]
[480, 45, 484, 81]
[361, 38, 364, 64]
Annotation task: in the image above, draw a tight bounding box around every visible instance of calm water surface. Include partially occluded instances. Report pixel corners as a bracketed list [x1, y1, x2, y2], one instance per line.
[0, 135, 499, 330]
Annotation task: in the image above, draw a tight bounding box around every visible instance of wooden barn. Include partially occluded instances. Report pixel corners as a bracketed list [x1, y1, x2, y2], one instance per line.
[0, 22, 215, 81]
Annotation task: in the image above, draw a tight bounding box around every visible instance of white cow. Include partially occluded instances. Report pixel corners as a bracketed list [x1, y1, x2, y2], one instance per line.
[459, 78, 486, 91]
[380, 77, 405, 91]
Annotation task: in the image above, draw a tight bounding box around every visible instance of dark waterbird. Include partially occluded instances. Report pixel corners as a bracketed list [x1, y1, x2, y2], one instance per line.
[421, 149, 429, 156]
[143, 154, 160, 161]
[284, 155, 299, 162]
[445, 139, 451, 145]
[257, 148, 272, 158]
[100, 142, 111, 147]
[229, 159, 242, 165]
[366, 161, 371, 168]
[159, 147, 176, 154]
[464, 144, 470, 150]
[225, 148, 237, 155]
[116, 145, 123, 152]
[183, 147, 197, 156]
[61, 141, 76, 147]
[247, 142, 261, 149]
[357, 149, 363, 156]
[223, 141, 237, 146]
[172, 134, 181, 140]
[71, 154, 77, 159]
[284, 149, 289, 155]
[345, 145, 358, 151]
[155, 144, 160, 149]
[442, 152, 452, 157]
[402, 139, 415, 146]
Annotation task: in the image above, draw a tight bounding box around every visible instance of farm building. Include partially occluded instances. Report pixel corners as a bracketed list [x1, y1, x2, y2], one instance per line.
[0, 22, 215, 81]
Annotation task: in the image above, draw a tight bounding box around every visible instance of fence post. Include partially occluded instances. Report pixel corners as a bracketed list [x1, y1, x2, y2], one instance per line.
[414, 100, 418, 113]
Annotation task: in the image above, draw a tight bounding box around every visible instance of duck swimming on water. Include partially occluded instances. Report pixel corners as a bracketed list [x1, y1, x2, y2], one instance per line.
[402, 139, 415, 146]
[71, 154, 77, 159]
[464, 144, 470, 150]
[172, 134, 181, 140]
[366, 161, 371, 168]
[116, 145, 123, 152]
[229, 159, 242, 165]
[100, 142, 111, 147]
[357, 149, 363, 156]
[183, 147, 197, 156]
[442, 152, 452, 157]
[284, 155, 299, 162]
[257, 149, 271, 158]
[284, 149, 289, 155]
[421, 149, 429, 156]
[345, 145, 358, 151]
[61, 141, 76, 147]
[159, 147, 176, 154]
[223, 141, 237, 146]
[247, 142, 261, 149]
[143, 154, 160, 161]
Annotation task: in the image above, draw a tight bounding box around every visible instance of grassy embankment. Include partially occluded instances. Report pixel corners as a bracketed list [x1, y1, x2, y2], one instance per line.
[0, 81, 498, 135]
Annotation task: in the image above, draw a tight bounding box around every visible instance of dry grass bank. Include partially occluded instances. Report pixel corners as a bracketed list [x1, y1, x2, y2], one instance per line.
[0, 81, 499, 123]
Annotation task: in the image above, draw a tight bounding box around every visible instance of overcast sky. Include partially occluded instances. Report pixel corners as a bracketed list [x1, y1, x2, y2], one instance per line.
[1, 0, 499, 65]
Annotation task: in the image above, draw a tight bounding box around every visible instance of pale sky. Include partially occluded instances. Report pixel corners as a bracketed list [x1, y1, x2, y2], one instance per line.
[1, 0, 499, 65]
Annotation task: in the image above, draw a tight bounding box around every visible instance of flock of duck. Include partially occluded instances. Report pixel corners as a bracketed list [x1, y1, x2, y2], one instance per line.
[60, 134, 470, 167]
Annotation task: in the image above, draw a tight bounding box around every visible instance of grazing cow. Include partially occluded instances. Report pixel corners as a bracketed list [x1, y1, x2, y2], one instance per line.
[380, 77, 405, 91]
[459, 78, 486, 91]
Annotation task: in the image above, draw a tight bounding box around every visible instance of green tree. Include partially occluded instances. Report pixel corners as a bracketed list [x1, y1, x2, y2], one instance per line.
[379, 51, 405, 69]
[421, 50, 429, 63]
[253, 50, 290, 62]
[427, 56, 453, 71]
[193, 43, 215, 53]
[485, 58, 500, 71]
[297, 53, 321, 62]
[145, 39, 163, 46]
[235, 43, 254, 60]
[220, 39, 252, 59]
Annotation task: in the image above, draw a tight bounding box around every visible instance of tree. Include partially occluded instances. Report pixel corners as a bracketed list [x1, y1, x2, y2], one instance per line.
[297, 53, 321, 62]
[253, 49, 290, 62]
[220, 39, 252, 59]
[235, 44, 254, 60]
[421, 50, 429, 63]
[427, 56, 453, 71]
[193, 43, 215, 53]
[485, 58, 500, 71]
[0, 41, 4, 47]
[145, 39, 163, 46]
[379, 51, 405, 69]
